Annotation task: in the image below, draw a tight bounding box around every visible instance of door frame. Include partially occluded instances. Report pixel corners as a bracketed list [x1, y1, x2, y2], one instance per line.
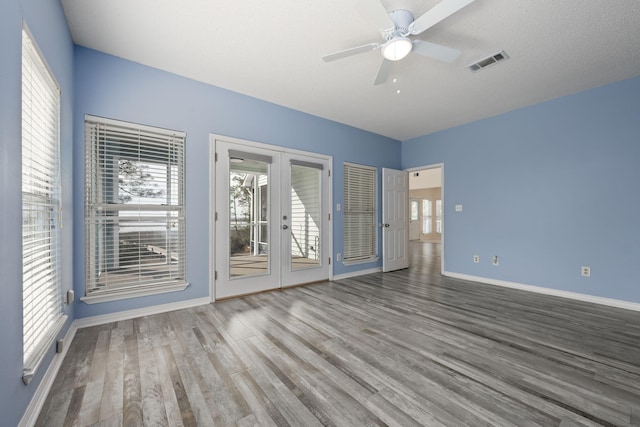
[209, 134, 333, 301]
[406, 163, 445, 275]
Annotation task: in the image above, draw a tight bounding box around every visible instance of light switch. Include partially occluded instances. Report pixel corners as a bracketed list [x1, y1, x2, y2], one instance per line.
[455, 204, 463, 212]
[336, 203, 341, 211]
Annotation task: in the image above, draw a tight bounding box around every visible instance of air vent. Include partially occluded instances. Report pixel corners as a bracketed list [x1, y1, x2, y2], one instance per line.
[468, 50, 509, 72]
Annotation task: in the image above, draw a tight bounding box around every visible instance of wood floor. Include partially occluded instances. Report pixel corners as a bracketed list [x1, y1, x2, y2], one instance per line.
[36, 242, 640, 426]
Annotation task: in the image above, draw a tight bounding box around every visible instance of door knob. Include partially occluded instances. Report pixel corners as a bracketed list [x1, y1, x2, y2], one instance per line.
[282, 225, 289, 230]
[384, 223, 390, 227]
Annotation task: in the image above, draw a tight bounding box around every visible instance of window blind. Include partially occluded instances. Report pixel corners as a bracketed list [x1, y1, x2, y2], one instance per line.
[22, 28, 64, 376]
[422, 199, 432, 234]
[84, 116, 186, 297]
[343, 163, 377, 261]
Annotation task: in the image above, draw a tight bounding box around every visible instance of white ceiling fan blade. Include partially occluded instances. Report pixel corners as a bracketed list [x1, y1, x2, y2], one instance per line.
[412, 40, 461, 63]
[355, 0, 394, 30]
[322, 43, 380, 62]
[409, 0, 475, 35]
[373, 59, 393, 85]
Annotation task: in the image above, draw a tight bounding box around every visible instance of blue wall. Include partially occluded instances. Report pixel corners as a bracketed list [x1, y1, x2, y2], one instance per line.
[73, 47, 400, 318]
[0, 0, 75, 424]
[402, 75, 640, 303]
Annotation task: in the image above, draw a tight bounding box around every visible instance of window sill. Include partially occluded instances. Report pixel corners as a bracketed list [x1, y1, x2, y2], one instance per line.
[343, 256, 379, 266]
[81, 281, 190, 304]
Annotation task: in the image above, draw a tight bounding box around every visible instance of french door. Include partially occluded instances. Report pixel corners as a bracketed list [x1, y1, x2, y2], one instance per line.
[213, 138, 331, 299]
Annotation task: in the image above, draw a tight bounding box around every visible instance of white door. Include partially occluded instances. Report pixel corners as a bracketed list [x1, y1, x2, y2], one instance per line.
[215, 141, 281, 298]
[214, 139, 331, 299]
[382, 168, 409, 272]
[282, 153, 331, 287]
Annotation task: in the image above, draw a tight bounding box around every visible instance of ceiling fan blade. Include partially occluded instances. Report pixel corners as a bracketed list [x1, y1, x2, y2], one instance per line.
[355, 0, 394, 30]
[373, 59, 393, 86]
[409, 0, 475, 35]
[412, 40, 461, 63]
[322, 43, 379, 62]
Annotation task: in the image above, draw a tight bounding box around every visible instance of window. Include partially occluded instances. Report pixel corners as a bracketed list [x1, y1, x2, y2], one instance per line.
[436, 199, 442, 234]
[410, 200, 419, 221]
[84, 116, 186, 301]
[422, 199, 432, 234]
[343, 163, 377, 262]
[22, 28, 65, 383]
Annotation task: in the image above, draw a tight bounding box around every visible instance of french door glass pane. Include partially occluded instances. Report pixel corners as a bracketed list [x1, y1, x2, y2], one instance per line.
[290, 164, 321, 271]
[229, 159, 269, 278]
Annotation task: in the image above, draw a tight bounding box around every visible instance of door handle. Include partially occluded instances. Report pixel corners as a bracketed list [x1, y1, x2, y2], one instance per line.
[282, 225, 289, 230]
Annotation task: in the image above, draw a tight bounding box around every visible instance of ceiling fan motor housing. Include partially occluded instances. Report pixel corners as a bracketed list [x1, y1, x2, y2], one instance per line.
[384, 9, 415, 40]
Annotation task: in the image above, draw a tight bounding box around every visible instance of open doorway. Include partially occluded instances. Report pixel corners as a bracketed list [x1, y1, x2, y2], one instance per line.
[409, 167, 442, 243]
[407, 164, 444, 274]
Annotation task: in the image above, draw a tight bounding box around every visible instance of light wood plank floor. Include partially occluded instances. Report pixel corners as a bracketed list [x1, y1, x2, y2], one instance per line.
[37, 242, 640, 426]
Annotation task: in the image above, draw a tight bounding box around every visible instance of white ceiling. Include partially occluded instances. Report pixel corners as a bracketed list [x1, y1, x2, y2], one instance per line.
[60, 0, 640, 141]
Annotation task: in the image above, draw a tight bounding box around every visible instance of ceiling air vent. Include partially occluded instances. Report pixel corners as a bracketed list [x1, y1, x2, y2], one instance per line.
[468, 50, 509, 72]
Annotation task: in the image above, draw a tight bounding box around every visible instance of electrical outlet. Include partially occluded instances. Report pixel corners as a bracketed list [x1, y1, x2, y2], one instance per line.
[492, 255, 499, 266]
[336, 253, 342, 262]
[581, 266, 590, 277]
[473, 255, 479, 263]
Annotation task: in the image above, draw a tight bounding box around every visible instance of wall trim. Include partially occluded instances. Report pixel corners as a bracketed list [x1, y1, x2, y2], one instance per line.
[74, 296, 211, 329]
[444, 271, 640, 312]
[19, 322, 78, 427]
[333, 267, 382, 281]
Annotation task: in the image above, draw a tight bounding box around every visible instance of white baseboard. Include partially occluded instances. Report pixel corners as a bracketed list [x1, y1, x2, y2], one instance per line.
[444, 272, 640, 312]
[333, 267, 382, 281]
[74, 296, 211, 328]
[19, 322, 78, 427]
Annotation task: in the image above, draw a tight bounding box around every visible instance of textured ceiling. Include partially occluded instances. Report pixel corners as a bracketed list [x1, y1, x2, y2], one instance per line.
[61, 0, 640, 141]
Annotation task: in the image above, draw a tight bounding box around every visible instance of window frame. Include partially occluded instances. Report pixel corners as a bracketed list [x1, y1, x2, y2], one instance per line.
[21, 27, 67, 384]
[83, 116, 188, 303]
[343, 162, 378, 264]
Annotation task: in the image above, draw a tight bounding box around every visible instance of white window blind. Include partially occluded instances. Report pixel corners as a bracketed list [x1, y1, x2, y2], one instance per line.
[84, 116, 186, 297]
[422, 199, 432, 234]
[343, 163, 377, 261]
[410, 200, 419, 221]
[22, 28, 64, 379]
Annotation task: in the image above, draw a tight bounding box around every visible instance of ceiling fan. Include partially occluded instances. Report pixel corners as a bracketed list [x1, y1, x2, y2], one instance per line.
[322, 0, 476, 85]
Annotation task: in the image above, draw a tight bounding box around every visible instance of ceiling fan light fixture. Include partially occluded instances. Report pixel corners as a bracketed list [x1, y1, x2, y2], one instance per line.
[382, 37, 412, 61]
